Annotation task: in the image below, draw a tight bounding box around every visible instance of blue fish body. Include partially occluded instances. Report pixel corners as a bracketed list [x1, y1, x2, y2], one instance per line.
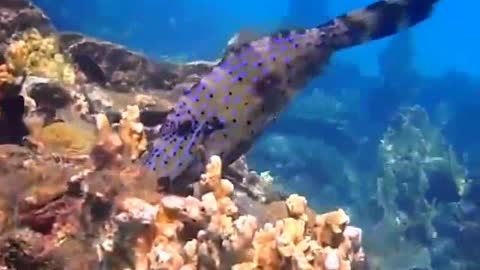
[142, 0, 440, 183]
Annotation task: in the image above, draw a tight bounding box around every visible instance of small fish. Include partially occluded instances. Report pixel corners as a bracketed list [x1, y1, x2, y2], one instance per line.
[141, 0, 441, 184]
[72, 54, 108, 86]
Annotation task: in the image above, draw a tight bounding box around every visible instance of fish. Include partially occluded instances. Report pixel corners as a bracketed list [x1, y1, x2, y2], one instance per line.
[141, 0, 441, 184]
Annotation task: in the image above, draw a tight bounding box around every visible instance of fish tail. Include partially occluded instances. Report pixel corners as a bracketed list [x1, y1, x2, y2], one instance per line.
[318, 0, 440, 50]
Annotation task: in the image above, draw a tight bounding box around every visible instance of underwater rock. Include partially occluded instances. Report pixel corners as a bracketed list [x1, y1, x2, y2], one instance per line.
[0, 0, 54, 54]
[59, 32, 215, 92]
[28, 82, 72, 110]
[0, 142, 368, 269]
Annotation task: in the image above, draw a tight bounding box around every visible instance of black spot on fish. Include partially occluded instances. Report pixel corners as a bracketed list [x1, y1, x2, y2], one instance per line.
[176, 120, 193, 137]
[160, 120, 177, 136]
[157, 176, 171, 192]
[203, 116, 225, 137]
[72, 54, 107, 86]
[254, 73, 282, 96]
[254, 73, 287, 114]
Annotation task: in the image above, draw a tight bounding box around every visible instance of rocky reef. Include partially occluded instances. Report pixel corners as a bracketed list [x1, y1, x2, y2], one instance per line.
[0, 0, 370, 269]
[0, 141, 367, 269]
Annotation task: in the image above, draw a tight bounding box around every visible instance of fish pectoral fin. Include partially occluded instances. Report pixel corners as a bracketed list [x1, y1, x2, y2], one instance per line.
[193, 143, 208, 167]
[157, 176, 172, 193]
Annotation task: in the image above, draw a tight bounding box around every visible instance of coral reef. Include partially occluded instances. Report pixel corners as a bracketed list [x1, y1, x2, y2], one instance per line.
[0, 0, 54, 53]
[0, 64, 14, 86]
[0, 139, 368, 269]
[59, 32, 216, 92]
[0, 14, 370, 266]
[28, 121, 97, 155]
[118, 105, 148, 161]
[372, 105, 476, 269]
[377, 105, 465, 243]
[6, 28, 75, 84]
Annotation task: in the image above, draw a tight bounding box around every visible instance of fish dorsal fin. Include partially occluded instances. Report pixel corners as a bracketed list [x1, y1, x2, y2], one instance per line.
[226, 29, 263, 49]
[221, 29, 264, 61]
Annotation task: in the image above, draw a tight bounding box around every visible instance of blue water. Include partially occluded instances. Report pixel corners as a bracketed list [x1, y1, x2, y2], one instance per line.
[31, 0, 480, 269]
[35, 0, 479, 77]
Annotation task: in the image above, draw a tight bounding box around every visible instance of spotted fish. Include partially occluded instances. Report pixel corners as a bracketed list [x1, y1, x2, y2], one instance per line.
[142, 0, 441, 183]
